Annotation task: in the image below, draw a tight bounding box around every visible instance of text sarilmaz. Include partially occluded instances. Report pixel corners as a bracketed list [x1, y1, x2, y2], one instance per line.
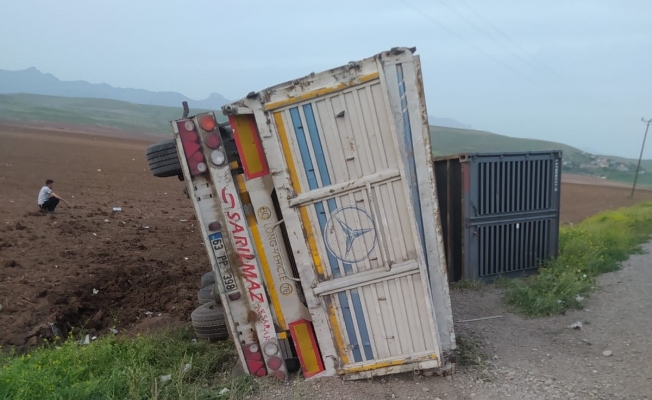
[221, 187, 265, 304]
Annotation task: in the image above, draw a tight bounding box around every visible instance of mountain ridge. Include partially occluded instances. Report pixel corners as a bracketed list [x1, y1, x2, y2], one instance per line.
[0, 67, 229, 110]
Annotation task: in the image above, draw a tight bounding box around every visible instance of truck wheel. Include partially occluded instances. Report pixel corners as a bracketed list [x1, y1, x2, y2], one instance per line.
[146, 139, 181, 178]
[191, 302, 229, 340]
[201, 271, 216, 287]
[197, 286, 213, 304]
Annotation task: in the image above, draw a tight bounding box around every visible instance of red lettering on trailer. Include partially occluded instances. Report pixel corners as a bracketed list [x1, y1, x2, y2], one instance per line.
[221, 187, 266, 304]
[256, 304, 273, 341]
[234, 235, 249, 249]
[226, 211, 240, 221]
[242, 263, 264, 302]
[221, 189, 236, 208]
[229, 220, 245, 234]
[220, 186, 273, 340]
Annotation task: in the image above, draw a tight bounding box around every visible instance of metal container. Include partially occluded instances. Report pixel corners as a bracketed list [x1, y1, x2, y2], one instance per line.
[433, 151, 562, 282]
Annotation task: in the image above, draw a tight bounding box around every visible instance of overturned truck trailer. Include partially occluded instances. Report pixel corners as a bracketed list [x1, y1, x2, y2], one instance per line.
[173, 47, 455, 380]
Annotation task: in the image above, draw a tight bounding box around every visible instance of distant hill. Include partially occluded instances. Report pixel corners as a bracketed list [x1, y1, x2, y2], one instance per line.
[0, 67, 229, 110]
[1, 92, 651, 187]
[0, 93, 226, 134]
[428, 116, 472, 130]
[430, 125, 579, 157]
[430, 126, 652, 187]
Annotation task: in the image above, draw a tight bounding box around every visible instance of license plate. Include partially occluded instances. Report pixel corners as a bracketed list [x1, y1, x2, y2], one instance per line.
[209, 233, 239, 293]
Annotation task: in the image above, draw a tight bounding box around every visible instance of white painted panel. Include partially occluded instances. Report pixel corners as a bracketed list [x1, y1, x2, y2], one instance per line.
[227, 48, 452, 377]
[276, 78, 441, 365]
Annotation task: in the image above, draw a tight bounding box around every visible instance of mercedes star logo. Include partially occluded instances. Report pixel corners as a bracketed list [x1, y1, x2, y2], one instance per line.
[323, 206, 377, 264]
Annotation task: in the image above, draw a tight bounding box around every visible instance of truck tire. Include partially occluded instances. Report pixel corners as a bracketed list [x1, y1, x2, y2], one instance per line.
[197, 286, 213, 304]
[191, 302, 229, 340]
[201, 271, 216, 287]
[146, 139, 181, 178]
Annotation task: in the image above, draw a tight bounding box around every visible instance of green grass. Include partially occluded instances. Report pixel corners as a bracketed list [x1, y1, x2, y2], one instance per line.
[455, 333, 487, 367]
[0, 328, 255, 400]
[430, 125, 580, 158]
[0, 93, 226, 135]
[500, 202, 652, 317]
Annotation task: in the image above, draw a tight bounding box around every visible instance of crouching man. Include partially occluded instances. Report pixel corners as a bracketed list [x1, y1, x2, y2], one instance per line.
[38, 179, 69, 212]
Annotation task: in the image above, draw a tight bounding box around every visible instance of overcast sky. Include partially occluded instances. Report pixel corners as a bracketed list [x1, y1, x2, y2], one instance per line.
[1, 0, 651, 158]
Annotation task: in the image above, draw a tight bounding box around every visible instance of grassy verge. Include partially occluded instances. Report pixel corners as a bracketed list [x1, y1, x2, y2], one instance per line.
[0, 328, 255, 400]
[455, 333, 487, 367]
[501, 202, 652, 317]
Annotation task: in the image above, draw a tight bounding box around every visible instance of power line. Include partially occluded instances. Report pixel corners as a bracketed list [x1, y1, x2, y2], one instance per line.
[455, 0, 555, 74]
[631, 118, 652, 198]
[398, 0, 611, 110]
[434, 0, 546, 74]
[398, 0, 535, 82]
[446, 0, 610, 108]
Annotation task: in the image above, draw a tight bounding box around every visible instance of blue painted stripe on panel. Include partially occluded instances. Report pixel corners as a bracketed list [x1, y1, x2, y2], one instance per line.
[349, 289, 374, 360]
[302, 104, 330, 189]
[336, 291, 362, 361]
[289, 108, 319, 189]
[302, 104, 374, 361]
[396, 65, 428, 268]
[290, 106, 364, 362]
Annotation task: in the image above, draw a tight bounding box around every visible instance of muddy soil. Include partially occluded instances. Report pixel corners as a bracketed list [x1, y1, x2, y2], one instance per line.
[0, 124, 208, 347]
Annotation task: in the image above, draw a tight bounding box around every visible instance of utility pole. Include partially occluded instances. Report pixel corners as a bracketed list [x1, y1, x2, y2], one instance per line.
[631, 117, 652, 198]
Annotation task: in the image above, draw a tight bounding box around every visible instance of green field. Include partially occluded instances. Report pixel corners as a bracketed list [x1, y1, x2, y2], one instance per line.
[2, 93, 650, 186]
[0, 93, 223, 134]
[430, 126, 652, 187]
[430, 125, 581, 157]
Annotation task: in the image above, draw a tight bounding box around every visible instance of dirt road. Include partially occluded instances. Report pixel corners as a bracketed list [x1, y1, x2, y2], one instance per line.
[254, 244, 652, 399]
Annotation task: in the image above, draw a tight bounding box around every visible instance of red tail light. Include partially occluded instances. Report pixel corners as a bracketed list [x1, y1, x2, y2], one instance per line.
[192, 152, 205, 163]
[180, 130, 198, 143]
[200, 114, 217, 132]
[177, 120, 205, 177]
[244, 343, 267, 377]
[205, 133, 221, 149]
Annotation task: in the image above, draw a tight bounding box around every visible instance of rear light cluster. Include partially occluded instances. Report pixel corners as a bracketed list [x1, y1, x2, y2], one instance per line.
[177, 120, 205, 176]
[244, 343, 267, 377]
[264, 342, 286, 379]
[177, 113, 226, 176]
[242, 337, 286, 379]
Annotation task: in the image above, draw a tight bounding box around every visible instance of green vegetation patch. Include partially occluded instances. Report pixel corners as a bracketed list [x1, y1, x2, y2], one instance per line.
[0, 328, 255, 400]
[501, 202, 652, 317]
[0, 94, 225, 135]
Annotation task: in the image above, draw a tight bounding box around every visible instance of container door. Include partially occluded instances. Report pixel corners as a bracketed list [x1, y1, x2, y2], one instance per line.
[463, 152, 563, 281]
[269, 76, 442, 375]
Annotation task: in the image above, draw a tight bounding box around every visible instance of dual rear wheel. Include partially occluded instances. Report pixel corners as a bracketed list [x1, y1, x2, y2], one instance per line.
[192, 271, 227, 340]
